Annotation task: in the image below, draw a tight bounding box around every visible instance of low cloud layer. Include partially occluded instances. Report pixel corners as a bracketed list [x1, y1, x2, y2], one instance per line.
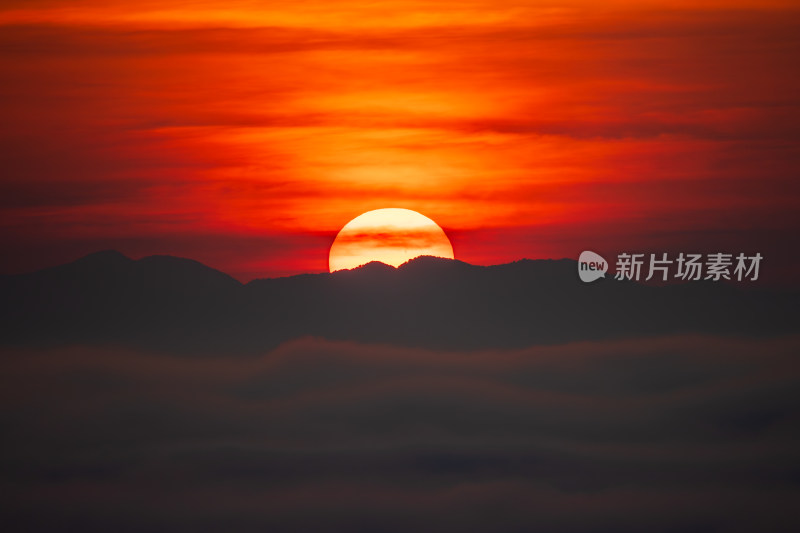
[2, 335, 799, 531]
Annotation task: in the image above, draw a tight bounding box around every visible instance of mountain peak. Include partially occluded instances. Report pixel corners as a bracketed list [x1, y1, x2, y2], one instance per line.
[398, 255, 473, 272]
[47, 249, 133, 276]
[342, 261, 396, 273]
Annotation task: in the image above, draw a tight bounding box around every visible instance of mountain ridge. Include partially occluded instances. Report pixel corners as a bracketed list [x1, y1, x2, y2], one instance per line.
[0, 250, 795, 354]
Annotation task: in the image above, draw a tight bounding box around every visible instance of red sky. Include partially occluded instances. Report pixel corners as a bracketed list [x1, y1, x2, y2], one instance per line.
[1, 0, 798, 281]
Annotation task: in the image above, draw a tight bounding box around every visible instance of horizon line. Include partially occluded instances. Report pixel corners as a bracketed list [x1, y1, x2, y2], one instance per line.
[6, 249, 576, 284]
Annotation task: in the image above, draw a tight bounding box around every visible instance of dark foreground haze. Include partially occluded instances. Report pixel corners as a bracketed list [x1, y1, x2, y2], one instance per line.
[1, 253, 799, 531]
[2, 336, 799, 532]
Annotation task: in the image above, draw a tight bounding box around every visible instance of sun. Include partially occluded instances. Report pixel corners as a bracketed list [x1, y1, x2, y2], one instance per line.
[329, 208, 454, 272]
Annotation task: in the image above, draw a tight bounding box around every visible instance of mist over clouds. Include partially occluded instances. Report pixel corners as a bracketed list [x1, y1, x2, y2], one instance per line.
[2, 335, 799, 532]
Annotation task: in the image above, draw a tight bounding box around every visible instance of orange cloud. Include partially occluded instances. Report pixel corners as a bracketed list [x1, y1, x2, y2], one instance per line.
[0, 1, 798, 279]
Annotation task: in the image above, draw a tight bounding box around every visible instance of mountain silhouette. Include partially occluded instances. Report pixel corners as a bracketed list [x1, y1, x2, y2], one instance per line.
[0, 251, 795, 354]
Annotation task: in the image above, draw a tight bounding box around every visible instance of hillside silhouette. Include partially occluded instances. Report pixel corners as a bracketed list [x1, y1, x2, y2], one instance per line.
[0, 251, 795, 354]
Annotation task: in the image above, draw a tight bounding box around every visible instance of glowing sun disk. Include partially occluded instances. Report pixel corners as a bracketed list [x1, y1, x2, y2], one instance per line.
[329, 208, 454, 272]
